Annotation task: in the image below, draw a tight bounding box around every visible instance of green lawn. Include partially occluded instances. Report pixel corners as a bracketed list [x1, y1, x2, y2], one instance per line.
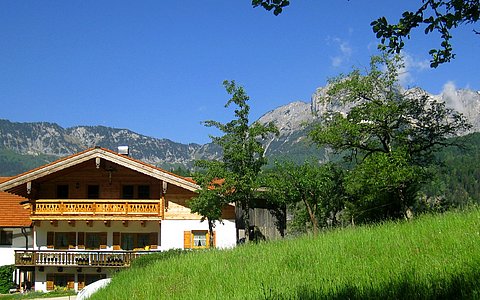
[92, 208, 480, 299]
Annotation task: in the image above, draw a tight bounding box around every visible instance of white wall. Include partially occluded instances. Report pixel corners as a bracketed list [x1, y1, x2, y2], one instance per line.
[160, 219, 236, 250]
[0, 227, 33, 266]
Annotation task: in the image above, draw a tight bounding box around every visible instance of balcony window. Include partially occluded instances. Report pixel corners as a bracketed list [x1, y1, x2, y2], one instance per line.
[121, 233, 135, 250]
[86, 233, 100, 249]
[122, 185, 134, 199]
[138, 185, 150, 199]
[87, 185, 99, 199]
[54, 232, 73, 249]
[56, 185, 69, 199]
[0, 230, 12, 245]
[117, 232, 158, 250]
[48, 232, 76, 249]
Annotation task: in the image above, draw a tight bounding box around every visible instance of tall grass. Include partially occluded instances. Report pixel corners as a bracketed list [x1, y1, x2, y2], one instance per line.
[92, 208, 480, 299]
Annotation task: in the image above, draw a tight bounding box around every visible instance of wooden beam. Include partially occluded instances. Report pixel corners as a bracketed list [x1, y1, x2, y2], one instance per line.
[50, 220, 57, 227]
[68, 220, 75, 227]
[86, 220, 92, 227]
[122, 220, 128, 227]
[104, 220, 111, 227]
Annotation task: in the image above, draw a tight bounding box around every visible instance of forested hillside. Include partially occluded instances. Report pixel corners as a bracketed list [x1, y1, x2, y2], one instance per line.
[421, 132, 480, 208]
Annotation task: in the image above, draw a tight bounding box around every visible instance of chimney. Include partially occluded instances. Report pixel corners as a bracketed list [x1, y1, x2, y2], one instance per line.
[117, 146, 129, 156]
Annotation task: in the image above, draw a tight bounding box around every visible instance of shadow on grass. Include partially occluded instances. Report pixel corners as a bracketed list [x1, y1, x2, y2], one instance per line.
[265, 268, 480, 300]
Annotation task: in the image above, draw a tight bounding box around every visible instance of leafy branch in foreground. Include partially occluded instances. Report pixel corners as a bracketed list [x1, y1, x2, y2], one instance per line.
[252, 0, 480, 67]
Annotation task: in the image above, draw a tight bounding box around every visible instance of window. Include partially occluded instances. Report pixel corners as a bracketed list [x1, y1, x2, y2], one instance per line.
[56, 185, 69, 199]
[87, 185, 99, 199]
[46, 274, 74, 291]
[86, 233, 100, 249]
[121, 233, 135, 250]
[122, 185, 134, 199]
[184, 230, 215, 249]
[48, 232, 76, 249]
[192, 231, 207, 248]
[0, 230, 12, 245]
[137, 233, 150, 248]
[55, 232, 71, 249]
[138, 185, 150, 199]
[117, 232, 158, 250]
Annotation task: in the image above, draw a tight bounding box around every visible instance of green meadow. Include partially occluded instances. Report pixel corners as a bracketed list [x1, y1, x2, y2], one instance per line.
[91, 208, 480, 299]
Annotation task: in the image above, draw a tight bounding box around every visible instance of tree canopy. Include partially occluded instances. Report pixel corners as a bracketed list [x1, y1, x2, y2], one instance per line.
[252, 0, 479, 67]
[309, 54, 471, 222]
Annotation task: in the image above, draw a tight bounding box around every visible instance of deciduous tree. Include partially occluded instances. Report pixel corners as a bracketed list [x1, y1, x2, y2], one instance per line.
[309, 54, 471, 222]
[262, 160, 345, 234]
[191, 80, 278, 243]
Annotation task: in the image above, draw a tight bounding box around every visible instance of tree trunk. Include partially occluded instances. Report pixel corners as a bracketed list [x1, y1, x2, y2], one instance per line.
[243, 202, 251, 242]
[208, 219, 215, 248]
[303, 199, 319, 235]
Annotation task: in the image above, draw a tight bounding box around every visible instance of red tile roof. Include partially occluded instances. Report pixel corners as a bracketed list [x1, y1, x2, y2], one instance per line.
[0, 177, 31, 227]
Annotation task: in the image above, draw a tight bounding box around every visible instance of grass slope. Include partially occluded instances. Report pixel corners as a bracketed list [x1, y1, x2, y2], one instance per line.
[92, 209, 480, 299]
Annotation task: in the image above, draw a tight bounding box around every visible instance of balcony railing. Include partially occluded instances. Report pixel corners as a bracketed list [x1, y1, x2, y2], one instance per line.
[15, 250, 151, 268]
[32, 199, 163, 219]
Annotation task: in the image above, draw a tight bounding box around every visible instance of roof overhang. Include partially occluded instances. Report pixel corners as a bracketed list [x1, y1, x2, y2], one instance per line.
[0, 148, 200, 193]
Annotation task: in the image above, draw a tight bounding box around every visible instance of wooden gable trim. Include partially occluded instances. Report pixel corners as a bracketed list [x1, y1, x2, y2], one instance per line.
[0, 147, 200, 193]
[97, 150, 200, 192]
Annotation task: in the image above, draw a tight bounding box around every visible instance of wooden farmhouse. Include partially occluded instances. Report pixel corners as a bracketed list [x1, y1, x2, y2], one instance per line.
[0, 147, 236, 292]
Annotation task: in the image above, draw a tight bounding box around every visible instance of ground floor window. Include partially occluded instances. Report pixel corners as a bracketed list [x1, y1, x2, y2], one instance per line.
[183, 230, 215, 249]
[46, 274, 74, 290]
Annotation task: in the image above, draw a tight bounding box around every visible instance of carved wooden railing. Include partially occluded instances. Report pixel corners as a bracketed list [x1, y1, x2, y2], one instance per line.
[15, 250, 150, 267]
[33, 199, 163, 218]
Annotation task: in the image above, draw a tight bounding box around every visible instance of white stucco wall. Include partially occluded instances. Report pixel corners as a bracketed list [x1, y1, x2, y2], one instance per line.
[0, 227, 33, 266]
[160, 219, 236, 250]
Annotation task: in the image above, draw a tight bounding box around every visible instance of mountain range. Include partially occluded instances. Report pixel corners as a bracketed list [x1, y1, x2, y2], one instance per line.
[1, 85, 479, 176]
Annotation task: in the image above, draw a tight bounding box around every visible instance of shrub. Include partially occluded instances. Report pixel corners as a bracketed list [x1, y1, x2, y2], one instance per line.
[0, 265, 15, 294]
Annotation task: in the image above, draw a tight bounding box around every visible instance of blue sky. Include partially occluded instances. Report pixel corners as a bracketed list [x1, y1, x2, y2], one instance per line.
[1, 1, 479, 144]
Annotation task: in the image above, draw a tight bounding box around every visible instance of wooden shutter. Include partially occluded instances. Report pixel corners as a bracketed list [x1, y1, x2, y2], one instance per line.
[46, 274, 54, 291]
[149, 232, 158, 249]
[68, 232, 76, 249]
[77, 232, 85, 249]
[47, 232, 54, 249]
[78, 274, 85, 290]
[99, 232, 107, 249]
[183, 231, 192, 249]
[67, 274, 75, 290]
[113, 232, 120, 250]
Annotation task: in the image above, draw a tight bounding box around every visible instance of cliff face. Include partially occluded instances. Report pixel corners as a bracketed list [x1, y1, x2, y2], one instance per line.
[1, 85, 479, 174]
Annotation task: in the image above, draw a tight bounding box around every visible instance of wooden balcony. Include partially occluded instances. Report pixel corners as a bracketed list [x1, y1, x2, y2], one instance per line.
[15, 250, 150, 268]
[32, 199, 164, 220]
